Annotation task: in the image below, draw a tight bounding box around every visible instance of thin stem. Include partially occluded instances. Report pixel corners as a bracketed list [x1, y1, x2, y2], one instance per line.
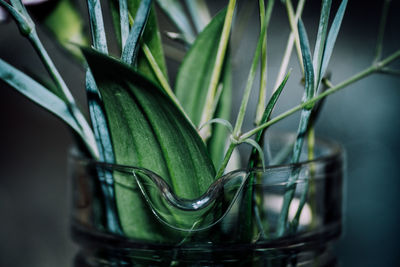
[241, 49, 400, 141]
[373, 0, 391, 63]
[255, 0, 275, 125]
[216, 141, 236, 178]
[199, 0, 236, 137]
[285, 0, 304, 75]
[273, 0, 306, 91]
[232, 12, 267, 137]
[379, 67, 400, 76]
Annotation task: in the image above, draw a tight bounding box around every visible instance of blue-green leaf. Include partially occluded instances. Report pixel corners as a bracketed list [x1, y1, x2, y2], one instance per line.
[313, 0, 331, 88]
[87, 0, 108, 54]
[109, 0, 168, 87]
[121, 0, 152, 65]
[298, 19, 315, 102]
[156, 0, 195, 44]
[0, 58, 96, 154]
[320, 0, 348, 80]
[184, 0, 211, 33]
[83, 48, 216, 240]
[119, 0, 129, 48]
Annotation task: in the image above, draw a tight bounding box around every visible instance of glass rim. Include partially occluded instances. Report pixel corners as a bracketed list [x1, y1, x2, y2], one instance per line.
[69, 134, 344, 186]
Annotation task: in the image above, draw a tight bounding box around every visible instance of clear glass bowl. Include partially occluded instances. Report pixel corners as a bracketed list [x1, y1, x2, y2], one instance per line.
[70, 133, 344, 266]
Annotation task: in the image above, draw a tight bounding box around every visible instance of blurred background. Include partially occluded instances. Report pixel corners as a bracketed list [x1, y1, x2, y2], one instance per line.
[0, 0, 399, 266]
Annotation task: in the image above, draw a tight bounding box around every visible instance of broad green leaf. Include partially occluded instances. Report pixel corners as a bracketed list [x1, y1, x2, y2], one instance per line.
[175, 9, 227, 126]
[83, 48, 216, 239]
[42, 0, 89, 62]
[156, 0, 195, 44]
[0, 58, 96, 154]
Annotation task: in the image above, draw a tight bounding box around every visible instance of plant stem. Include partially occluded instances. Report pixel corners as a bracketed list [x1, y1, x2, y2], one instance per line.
[255, 0, 275, 125]
[273, 0, 305, 91]
[216, 141, 236, 178]
[285, 0, 304, 75]
[241, 49, 400, 141]
[28, 30, 99, 158]
[199, 0, 236, 138]
[373, 0, 391, 63]
[232, 17, 266, 136]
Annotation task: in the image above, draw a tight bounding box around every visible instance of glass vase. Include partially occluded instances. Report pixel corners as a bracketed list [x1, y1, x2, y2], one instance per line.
[70, 133, 344, 266]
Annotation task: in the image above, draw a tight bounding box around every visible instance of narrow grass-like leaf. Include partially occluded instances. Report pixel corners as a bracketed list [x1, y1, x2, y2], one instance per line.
[0, 0, 34, 36]
[239, 71, 290, 242]
[255, 0, 275, 125]
[156, 0, 195, 44]
[248, 70, 291, 169]
[114, 0, 168, 88]
[0, 58, 97, 156]
[298, 19, 315, 102]
[199, 0, 236, 137]
[184, 0, 211, 33]
[83, 48, 216, 240]
[313, 0, 331, 88]
[121, 0, 152, 65]
[175, 9, 227, 126]
[207, 57, 232, 169]
[276, 20, 316, 237]
[85, 70, 122, 234]
[119, 0, 129, 48]
[320, 0, 348, 81]
[232, 11, 268, 136]
[87, 0, 108, 54]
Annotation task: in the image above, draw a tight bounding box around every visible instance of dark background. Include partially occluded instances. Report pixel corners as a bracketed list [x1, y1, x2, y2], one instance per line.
[0, 0, 399, 266]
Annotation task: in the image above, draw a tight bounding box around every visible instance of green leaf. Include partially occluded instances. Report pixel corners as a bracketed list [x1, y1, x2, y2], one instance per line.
[320, 0, 348, 80]
[119, 0, 129, 48]
[239, 71, 289, 242]
[175, 9, 227, 126]
[87, 0, 108, 54]
[111, 0, 168, 87]
[0, 58, 96, 154]
[156, 0, 195, 44]
[83, 48, 216, 239]
[312, 0, 331, 88]
[207, 57, 232, 169]
[298, 19, 315, 102]
[184, 0, 211, 33]
[42, 0, 89, 62]
[121, 0, 152, 65]
[248, 70, 291, 169]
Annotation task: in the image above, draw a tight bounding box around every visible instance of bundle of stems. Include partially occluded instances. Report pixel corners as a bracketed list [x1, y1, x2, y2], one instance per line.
[0, 0, 399, 240]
